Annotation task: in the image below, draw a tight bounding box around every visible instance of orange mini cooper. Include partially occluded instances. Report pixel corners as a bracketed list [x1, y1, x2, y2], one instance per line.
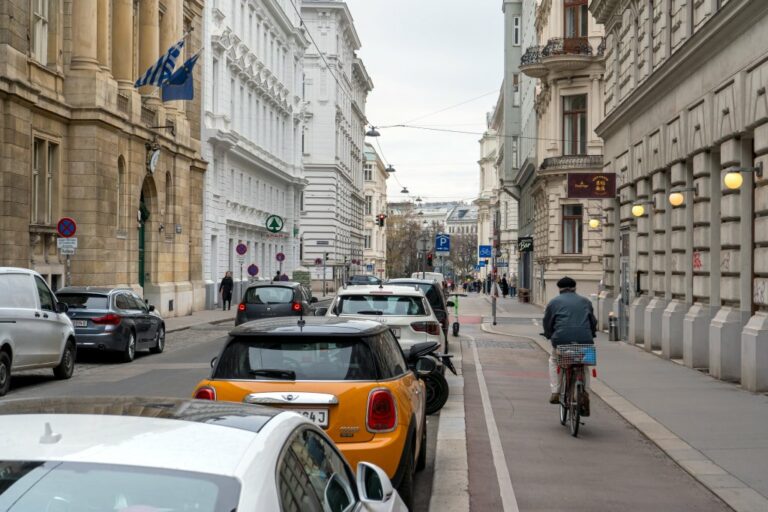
[193, 317, 427, 508]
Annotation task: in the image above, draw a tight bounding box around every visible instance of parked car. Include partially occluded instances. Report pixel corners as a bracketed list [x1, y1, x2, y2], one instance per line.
[347, 274, 383, 286]
[56, 286, 165, 362]
[323, 285, 444, 352]
[235, 281, 318, 326]
[0, 267, 76, 396]
[193, 317, 427, 509]
[410, 271, 445, 285]
[387, 278, 454, 349]
[0, 396, 406, 511]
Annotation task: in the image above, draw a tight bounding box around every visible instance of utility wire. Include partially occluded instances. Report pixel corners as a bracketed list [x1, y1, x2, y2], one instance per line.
[384, 124, 583, 143]
[393, 89, 499, 125]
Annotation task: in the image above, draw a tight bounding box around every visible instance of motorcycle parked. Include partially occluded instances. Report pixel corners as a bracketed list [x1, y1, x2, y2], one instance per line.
[406, 341, 457, 415]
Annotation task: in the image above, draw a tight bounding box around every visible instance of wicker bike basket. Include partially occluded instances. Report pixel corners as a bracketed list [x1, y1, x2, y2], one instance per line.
[554, 344, 597, 366]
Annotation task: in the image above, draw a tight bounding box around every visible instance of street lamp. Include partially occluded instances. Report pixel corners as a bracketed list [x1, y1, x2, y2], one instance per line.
[723, 162, 763, 190]
[385, 165, 396, 173]
[668, 184, 698, 206]
[365, 125, 381, 137]
[401, 187, 409, 194]
[631, 199, 655, 218]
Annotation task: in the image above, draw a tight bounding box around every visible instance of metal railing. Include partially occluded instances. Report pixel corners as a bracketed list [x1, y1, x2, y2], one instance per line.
[141, 104, 157, 126]
[597, 37, 606, 57]
[542, 37, 593, 57]
[521, 45, 543, 66]
[541, 155, 604, 170]
[117, 93, 130, 114]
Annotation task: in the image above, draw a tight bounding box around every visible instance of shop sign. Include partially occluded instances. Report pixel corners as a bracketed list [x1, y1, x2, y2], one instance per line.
[567, 173, 616, 199]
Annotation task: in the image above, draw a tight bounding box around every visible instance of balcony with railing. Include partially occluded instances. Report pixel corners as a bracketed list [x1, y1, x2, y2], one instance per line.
[540, 154, 603, 171]
[520, 45, 548, 79]
[540, 37, 595, 72]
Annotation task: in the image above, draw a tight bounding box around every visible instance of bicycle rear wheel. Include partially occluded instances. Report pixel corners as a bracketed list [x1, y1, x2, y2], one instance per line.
[559, 370, 568, 426]
[569, 377, 581, 437]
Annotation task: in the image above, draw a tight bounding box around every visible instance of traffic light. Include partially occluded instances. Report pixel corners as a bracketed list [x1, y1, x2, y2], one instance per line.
[324, 252, 329, 261]
[427, 252, 433, 267]
[376, 214, 386, 227]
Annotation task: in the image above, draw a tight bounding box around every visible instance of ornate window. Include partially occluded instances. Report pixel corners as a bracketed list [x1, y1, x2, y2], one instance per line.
[562, 204, 583, 254]
[31, 137, 58, 225]
[564, 0, 589, 38]
[563, 95, 587, 155]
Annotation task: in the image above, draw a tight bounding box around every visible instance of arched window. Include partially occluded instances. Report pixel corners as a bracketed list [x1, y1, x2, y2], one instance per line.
[117, 156, 126, 229]
[165, 171, 173, 231]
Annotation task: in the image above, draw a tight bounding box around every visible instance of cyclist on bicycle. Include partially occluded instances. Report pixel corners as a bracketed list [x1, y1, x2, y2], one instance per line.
[543, 276, 596, 412]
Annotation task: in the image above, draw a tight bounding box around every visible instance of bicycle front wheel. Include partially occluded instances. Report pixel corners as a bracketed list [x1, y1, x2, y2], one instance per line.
[559, 370, 568, 426]
[569, 378, 581, 437]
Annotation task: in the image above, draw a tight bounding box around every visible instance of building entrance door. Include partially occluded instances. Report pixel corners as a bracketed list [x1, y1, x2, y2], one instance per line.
[139, 193, 149, 288]
[618, 231, 630, 340]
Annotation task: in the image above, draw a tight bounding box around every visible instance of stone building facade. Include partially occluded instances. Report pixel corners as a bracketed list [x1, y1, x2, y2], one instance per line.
[362, 143, 387, 278]
[300, 0, 372, 284]
[476, 113, 499, 280]
[201, 0, 308, 304]
[519, 0, 605, 305]
[0, 0, 206, 316]
[591, 0, 768, 391]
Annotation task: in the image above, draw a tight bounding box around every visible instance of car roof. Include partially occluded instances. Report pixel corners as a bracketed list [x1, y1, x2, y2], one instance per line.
[246, 281, 301, 289]
[387, 278, 440, 286]
[230, 316, 390, 336]
[0, 267, 40, 276]
[337, 284, 424, 295]
[0, 397, 289, 476]
[56, 286, 131, 295]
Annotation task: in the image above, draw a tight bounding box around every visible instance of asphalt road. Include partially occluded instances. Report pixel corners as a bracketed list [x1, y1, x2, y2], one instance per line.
[5, 321, 438, 511]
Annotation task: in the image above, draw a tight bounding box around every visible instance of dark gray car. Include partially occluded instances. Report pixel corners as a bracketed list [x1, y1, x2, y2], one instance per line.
[56, 287, 165, 363]
[235, 282, 318, 326]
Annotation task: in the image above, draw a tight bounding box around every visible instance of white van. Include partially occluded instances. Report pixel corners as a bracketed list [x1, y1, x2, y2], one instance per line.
[0, 268, 77, 396]
[411, 271, 445, 283]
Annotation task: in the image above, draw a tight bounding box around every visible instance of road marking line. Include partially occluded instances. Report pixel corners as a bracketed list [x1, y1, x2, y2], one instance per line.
[468, 335, 520, 512]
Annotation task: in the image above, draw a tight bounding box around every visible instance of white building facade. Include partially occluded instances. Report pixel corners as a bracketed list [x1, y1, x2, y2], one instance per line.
[476, 113, 500, 279]
[202, 0, 309, 304]
[300, 1, 373, 285]
[363, 143, 388, 278]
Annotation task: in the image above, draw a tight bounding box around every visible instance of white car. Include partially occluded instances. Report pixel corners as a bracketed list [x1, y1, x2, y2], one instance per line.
[0, 267, 77, 396]
[325, 285, 444, 351]
[0, 397, 407, 512]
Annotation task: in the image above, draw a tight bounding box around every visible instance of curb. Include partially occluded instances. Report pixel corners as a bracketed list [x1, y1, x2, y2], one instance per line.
[480, 323, 767, 512]
[166, 316, 235, 334]
[428, 337, 470, 512]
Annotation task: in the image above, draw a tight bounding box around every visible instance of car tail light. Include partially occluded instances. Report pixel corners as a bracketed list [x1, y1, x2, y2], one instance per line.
[194, 386, 216, 400]
[367, 389, 397, 432]
[291, 302, 302, 313]
[411, 321, 441, 336]
[238, 303, 246, 312]
[91, 314, 121, 326]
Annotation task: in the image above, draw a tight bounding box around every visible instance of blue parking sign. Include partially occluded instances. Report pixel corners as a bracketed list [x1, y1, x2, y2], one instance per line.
[435, 233, 450, 252]
[478, 245, 492, 258]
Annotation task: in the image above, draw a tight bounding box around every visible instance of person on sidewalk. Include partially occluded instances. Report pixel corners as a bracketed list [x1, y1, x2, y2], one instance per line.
[500, 274, 509, 298]
[218, 271, 234, 311]
[543, 276, 596, 414]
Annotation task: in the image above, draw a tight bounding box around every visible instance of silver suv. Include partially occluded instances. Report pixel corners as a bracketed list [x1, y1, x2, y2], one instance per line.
[0, 268, 76, 396]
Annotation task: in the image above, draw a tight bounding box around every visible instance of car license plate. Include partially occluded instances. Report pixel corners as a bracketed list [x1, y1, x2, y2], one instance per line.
[391, 327, 401, 338]
[295, 409, 328, 428]
[74, 320, 88, 327]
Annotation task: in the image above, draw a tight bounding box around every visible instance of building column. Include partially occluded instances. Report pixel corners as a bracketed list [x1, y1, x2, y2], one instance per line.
[160, 0, 179, 110]
[97, 0, 111, 71]
[139, 0, 160, 95]
[70, 0, 99, 70]
[112, 0, 134, 86]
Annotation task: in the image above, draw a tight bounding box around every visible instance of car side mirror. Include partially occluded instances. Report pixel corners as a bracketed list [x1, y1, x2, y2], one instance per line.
[356, 462, 394, 504]
[415, 356, 437, 376]
[148, 305, 155, 312]
[210, 357, 218, 369]
[310, 297, 318, 304]
[314, 307, 328, 316]
[56, 302, 69, 314]
[446, 300, 455, 307]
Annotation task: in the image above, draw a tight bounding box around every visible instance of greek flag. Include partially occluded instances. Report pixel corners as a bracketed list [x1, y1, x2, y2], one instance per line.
[134, 38, 185, 88]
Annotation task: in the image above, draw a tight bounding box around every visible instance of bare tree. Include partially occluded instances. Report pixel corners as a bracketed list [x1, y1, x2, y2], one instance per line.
[386, 213, 423, 277]
[450, 233, 478, 278]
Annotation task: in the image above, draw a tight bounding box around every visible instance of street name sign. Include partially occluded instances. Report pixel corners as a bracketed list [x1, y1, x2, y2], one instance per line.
[266, 215, 284, 233]
[59, 247, 76, 256]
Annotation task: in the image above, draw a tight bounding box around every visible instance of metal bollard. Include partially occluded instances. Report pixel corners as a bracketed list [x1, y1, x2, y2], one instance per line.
[608, 312, 619, 341]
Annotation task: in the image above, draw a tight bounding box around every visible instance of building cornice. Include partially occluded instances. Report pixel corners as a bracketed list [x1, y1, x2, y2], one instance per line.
[302, 1, 362, 50]
[588, 0, 622, 25]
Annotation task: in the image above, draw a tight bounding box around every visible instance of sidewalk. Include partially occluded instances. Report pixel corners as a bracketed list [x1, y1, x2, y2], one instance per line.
[480, 296, 768, 512]
[164, 309, 235, 333]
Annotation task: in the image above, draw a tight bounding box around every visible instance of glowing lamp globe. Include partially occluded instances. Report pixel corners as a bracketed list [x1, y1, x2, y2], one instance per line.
[723, 171, 743, 190]
[631, 204, 645, 217]
[668, 192, 685, 207]
[589, 218, 601, 229]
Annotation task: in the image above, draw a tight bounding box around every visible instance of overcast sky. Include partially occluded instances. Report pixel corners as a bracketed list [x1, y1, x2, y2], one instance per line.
[343, 0, 504, 204]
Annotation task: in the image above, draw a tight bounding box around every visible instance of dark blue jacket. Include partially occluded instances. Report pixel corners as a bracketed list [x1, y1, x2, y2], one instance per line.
[543, 291, 596, 346]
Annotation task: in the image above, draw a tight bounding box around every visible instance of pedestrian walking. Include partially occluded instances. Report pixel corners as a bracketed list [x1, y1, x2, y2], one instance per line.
[501, 274, 509, 298]
[510, 273, 518, 297]
[273, 270, 281, 282]
[219, 271, 234, 311]
[279, 273, 289, 281]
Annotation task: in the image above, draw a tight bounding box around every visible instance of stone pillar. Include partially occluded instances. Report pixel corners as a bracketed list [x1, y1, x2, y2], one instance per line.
[112, 0, 134, 86]
[71, 0, 99, 70]
[599, 291, 613, 331]
[139, 0, 160, 94]
[629, 296, 649, 345]
[742, 312, 768, 392]
[644, 296, 666, 351]
[710, 307, 748, 381]
[97, 0, 110, 71]
[160, 0, 179, 111]
[662, 299, 686, 358]
[684, 303, 714, 368]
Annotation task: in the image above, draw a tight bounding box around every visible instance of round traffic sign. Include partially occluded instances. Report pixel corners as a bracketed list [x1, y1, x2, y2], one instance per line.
[247, 264, 259, 276]
[266, 215, 284, 233]
[315, 258, 323, 265]
[236, 243, 248, 256]
[57, 217, 77, 238]
[276, 252, 286, 262]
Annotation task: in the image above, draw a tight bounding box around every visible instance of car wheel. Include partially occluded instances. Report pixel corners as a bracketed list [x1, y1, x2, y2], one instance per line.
[53, 340, 75, 380]
[150, 325, 165, 354]
[396, 449, 415, 510]
[121, 331, 136, 363]
[0, 351, 11, 397]
[416, 419, 427, 472]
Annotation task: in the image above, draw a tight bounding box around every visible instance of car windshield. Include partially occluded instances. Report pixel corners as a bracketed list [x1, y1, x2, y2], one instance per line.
[57, 293, 109, 309]
[0, 461, 240, 512]
[214, 336, 379, 380]
[245, 286, 294, 304]
[337, 295, 427, 316]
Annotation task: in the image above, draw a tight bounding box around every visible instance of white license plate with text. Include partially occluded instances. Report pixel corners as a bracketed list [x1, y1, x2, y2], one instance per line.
[294, 409, 329, 428]
[391, 327, 401, 338]
[74, 320, 88, 327]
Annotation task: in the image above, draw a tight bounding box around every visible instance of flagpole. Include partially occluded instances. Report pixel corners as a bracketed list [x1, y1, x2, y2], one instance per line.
[143, 29, 196, 95]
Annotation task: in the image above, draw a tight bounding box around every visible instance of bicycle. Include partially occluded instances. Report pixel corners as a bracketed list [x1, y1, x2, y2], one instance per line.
[554, 344, 596, 437]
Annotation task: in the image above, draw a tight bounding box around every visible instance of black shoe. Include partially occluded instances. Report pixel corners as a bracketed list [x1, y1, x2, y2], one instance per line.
[580, 392, 591, 417]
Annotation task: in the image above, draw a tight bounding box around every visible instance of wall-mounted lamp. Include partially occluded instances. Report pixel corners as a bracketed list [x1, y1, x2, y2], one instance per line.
[668, 184, 699, 206]
[588, 216, 608, 229]
[631, 199, 655, 218]
[723, 162, 763, 190]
